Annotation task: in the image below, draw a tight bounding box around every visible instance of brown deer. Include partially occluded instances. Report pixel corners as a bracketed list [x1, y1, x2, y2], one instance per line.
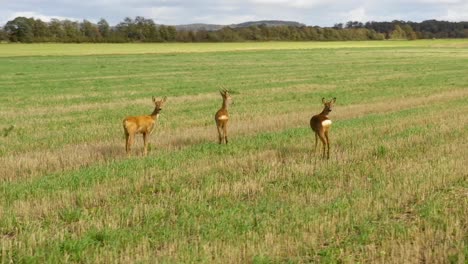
[310, 97, 336, 159]
[215, 89, 232, 144]
[123, 96, 167, 156]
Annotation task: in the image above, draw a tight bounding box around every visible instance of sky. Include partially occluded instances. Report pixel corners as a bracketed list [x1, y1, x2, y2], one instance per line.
[1, 0, 467, 26]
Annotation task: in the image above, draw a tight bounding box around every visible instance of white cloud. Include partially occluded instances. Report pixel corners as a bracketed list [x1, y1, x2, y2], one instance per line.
[347, 7, 368, 21]
[5, 11, 77, 22]
[437, 3, 468, 21]
[414, 0, 463, 3]
[136, 6, 183, 24]
[249, 0, 322, 8]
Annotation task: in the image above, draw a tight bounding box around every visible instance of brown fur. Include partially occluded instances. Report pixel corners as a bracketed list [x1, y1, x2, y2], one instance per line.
[310, 97, 336, 159]
[215, 89, 232, 144]
[123, 96, 167, 156]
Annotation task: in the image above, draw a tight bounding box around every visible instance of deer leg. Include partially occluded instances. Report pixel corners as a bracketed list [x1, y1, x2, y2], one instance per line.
[223, 122, 228, 144]
[127, 133, 135, 156]
[217, 125, 223, 144]
[314, 133, 319, 153]
[324, 130, 330, 160]
[125, 131, 130, 154]
[143, 132, 149, 156]
[318, 132, 327, 159]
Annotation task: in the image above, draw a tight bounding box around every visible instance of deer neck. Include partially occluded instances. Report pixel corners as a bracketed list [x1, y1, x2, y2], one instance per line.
[150, 108, 161, 120]
[319, 108, 330, 117]
[221, 99, 229, 111]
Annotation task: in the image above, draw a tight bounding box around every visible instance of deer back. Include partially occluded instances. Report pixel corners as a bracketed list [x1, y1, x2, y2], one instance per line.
[123, 115, 156, 134]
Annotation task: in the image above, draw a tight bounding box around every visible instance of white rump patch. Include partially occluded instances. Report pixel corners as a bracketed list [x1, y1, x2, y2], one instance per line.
[218, 115, 228, 120]
[322, 120, 332, 127]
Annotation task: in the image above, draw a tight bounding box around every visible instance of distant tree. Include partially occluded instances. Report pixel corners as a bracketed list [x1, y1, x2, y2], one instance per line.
[130, 16, 145, 40]
[206, 31, 221, 42]
[236, 27, 252, 40]
[304, 27, 320, 40]
[2, 16, 468, 43]
[115, 17, 134, 41]
[188, 31, 197, 42]
[97, 18, 110, 39]
[115, 16, 159, 41]
[289, 26, 302, 40]
[159, 24, 169, 41]
[367, 29, 385, 40]
[32, 19, 50, 41]
[333, 23, 343, 29]
[346, 21, 363, 29]
[4, 17, 34, 42]
[166, 26, 177, 41]
[62, 20, 82, 42]
[323, 28, 340, 40]
[134, 16, 157, 41]
[276, 26, 291, 40]
[365, 21, 399, 39]
[218, 27, 240, 41]
[48, 19, 65, 41]
[390, 25, 406, 39]
[81, 20, 101, 42]
[0, 28, 8, 41]
[401, 24, 417, 40]
[175, 30, 191, 42]
[194, 29, 209, 42]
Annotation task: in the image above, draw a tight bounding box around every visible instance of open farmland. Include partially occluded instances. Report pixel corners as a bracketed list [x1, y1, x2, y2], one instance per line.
[0, 40, 467, 263]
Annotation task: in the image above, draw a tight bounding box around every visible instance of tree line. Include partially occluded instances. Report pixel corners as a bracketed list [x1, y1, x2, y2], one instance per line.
[1, 16, 468, 43]
[343, 20, 468, 39]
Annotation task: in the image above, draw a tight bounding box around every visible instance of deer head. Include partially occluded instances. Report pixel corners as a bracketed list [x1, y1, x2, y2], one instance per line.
[152, 96, 167, 112]
[219, 89, 233, 106]
[321, 97, 336, 115]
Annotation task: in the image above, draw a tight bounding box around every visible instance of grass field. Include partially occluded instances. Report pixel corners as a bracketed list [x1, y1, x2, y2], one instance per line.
[0, 40, 467, 263]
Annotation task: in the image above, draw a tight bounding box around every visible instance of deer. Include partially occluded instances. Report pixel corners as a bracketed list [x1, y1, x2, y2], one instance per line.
[215, 89, 233, 144]
[310, 97, 336, 159]
[123, 96, 167, 156]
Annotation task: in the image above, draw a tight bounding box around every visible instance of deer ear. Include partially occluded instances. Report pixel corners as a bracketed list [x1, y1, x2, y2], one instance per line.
[152, 96, 156, 103]
[322, 97, 326, 104]
[162, 96, 167, 102]
[331, 97, 336, 103]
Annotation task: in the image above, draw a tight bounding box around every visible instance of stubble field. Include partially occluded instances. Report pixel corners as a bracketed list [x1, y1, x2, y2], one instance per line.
[0, 40, 467, 263]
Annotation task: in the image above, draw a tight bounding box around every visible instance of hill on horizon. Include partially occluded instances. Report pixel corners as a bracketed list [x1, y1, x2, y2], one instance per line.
[175, 20, 305, 31]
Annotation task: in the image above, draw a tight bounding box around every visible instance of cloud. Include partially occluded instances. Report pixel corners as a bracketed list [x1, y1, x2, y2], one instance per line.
[414, 0, 463, 3]
[347, 7, 368, 22]
[437, 2, 468, 21]
[249, 0, 322, 8]
[0, 11, 77, 25]
[135, 6, 183, 24]
[7, 11, 76, 22]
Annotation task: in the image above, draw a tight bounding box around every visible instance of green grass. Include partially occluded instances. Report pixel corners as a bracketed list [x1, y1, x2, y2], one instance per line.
[0, 41, 467, 263]
[1, 39, 468, 57]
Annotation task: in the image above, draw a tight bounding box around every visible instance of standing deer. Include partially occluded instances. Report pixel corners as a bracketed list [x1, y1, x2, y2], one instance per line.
[123, 96, 167, 156]
[310, 97, 336, 159]
[215, 89, 232, 144]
